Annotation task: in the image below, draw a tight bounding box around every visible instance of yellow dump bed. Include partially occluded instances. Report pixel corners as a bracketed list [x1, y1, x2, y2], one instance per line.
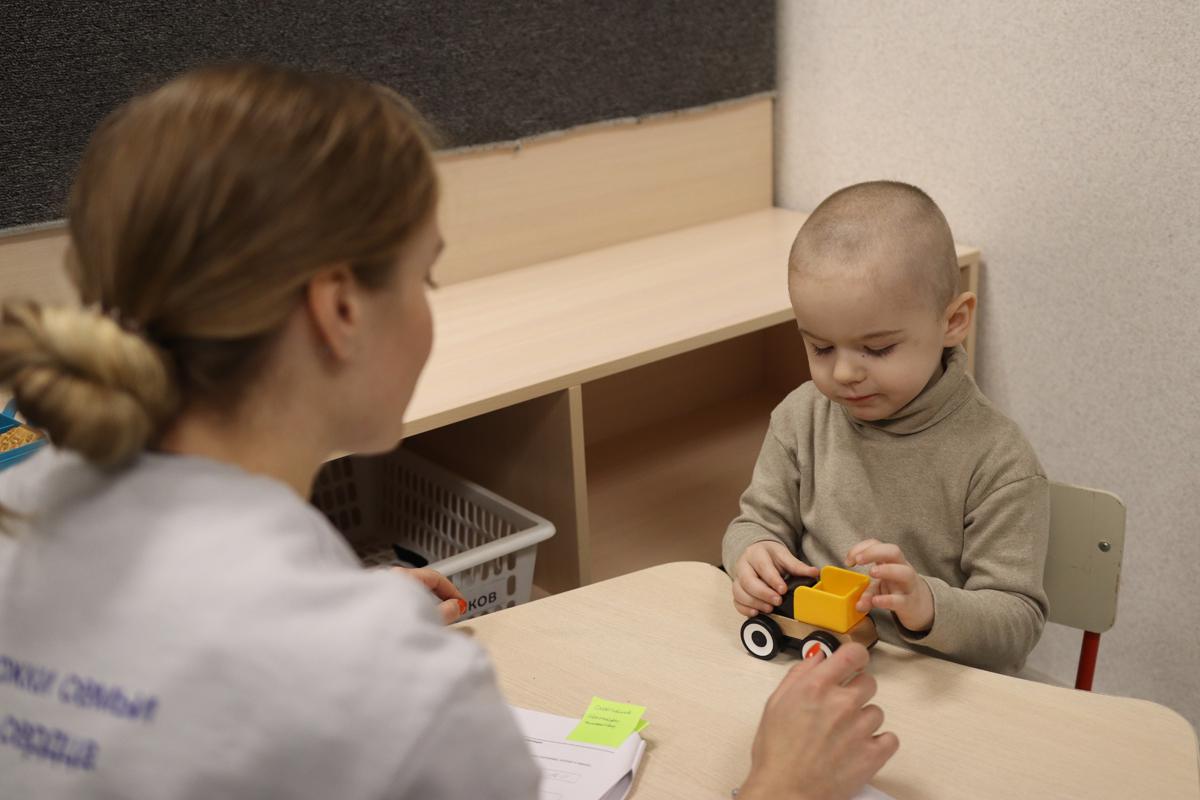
[793, 566, 870, 633]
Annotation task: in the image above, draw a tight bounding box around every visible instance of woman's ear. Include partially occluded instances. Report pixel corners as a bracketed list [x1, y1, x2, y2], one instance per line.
[942, 291, 977, 348]
[305, 264, 360, 361]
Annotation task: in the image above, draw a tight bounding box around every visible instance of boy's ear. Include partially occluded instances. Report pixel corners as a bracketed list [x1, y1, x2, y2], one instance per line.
[305, 263, 361, 362]
[942, 291, 977, 348]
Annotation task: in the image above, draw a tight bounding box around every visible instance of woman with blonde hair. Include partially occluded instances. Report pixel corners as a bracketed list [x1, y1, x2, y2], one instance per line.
[0, 64, 895, 798]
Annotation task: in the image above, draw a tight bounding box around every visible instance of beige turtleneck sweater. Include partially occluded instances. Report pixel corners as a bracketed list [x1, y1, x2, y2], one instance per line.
[722, 347, 1049, 674]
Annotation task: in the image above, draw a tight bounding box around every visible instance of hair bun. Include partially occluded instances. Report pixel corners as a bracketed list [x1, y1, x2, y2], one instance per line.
[0, 301, 178, 467]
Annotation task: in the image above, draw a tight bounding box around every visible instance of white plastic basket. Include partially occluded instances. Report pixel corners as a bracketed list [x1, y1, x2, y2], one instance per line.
[312, 447, 556, 619]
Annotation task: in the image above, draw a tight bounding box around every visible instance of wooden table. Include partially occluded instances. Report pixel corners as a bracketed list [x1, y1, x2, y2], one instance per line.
[462, 561, 1200, 799]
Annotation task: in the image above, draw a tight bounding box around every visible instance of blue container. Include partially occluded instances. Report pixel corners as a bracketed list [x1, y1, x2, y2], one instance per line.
[0, 400, 47, 470]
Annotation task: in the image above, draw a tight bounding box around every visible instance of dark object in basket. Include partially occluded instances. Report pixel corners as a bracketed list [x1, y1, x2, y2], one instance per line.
[392, 544, 429, 569]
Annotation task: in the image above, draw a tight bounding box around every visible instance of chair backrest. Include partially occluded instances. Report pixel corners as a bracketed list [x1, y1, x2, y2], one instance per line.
[1044, 481, 1126, 633]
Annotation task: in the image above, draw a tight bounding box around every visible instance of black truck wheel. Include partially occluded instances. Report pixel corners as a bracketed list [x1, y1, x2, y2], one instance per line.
[740, 615, 784, 660]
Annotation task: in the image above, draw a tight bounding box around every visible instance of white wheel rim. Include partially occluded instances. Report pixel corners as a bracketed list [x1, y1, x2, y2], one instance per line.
[742, 621, 775, 657]
[802, 639, 833, 660]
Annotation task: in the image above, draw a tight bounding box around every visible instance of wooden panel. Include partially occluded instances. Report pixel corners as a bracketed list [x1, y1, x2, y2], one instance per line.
[582, 324, 810, 582]
[581, 332, 767, 447]
[587, 390, 777, 581]
[407, 387, 590, 593]
[435, 97, 774, 284]
[0, 227, 75, 306]
[762, 319, 812, 397]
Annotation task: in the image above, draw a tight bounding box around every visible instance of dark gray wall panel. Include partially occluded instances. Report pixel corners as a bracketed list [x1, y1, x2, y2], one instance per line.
[0, 1, 775, 228]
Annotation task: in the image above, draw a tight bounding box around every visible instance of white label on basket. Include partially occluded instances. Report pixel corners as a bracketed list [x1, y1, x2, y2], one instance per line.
[464, 578, 507, 615]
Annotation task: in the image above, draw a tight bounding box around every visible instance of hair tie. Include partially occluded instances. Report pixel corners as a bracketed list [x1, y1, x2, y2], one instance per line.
[97, 304, 143, 336]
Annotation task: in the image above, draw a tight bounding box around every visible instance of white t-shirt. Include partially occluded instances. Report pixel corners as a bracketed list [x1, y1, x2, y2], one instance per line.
[0, 449, 539, 799]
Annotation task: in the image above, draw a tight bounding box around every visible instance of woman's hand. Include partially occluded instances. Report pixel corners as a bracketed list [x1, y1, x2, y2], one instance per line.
[738, 643, 898, 800]
[394, 567, 468, 624]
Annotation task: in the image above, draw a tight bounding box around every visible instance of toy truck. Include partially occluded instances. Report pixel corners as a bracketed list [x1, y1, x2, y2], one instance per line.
[739, 565, 878, 660]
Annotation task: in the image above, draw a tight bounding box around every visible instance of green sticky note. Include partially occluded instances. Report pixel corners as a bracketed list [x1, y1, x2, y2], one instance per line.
[567, 697, 646, 747]
[634, 719, 648, 733]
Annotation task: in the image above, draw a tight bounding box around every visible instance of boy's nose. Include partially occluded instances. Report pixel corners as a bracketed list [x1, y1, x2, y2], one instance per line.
[833, 352, 866, 385]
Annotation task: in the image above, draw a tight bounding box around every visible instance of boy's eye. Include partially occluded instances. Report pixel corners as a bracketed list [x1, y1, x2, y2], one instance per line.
[864, 344, 896, 358]
[810, 344, 834, 357]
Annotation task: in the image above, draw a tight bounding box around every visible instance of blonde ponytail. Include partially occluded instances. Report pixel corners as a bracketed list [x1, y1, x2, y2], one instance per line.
[0, 301, 177, 467]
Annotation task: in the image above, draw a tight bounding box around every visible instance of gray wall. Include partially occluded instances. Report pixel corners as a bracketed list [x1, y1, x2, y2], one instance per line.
[776, 0, 1200, 728]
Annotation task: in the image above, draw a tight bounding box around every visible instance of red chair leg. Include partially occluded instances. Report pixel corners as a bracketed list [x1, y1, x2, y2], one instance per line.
[1075, 630, 1101, 691]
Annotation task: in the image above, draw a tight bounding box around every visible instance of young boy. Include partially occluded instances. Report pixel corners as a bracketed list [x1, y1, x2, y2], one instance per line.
[723, 181, 1048, 674]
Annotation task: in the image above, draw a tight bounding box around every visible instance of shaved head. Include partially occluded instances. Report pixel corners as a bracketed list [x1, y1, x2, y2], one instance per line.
[789, 181, 959, 312]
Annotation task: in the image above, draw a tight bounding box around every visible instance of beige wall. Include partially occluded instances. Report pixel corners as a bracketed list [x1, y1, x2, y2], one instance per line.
[777, 1, 1200, 728]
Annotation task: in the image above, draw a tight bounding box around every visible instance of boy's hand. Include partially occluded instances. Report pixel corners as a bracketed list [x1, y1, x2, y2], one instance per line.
[845, 539, 934, 633]
[733, 541, 820, 617]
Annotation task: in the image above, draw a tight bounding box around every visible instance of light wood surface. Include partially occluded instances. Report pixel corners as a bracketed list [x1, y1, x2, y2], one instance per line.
[582, 325, 811, 581]
[435, 97, 773, 285]
[581, 332, 770, 447]
[0, 227, 75, 307]
[762, 317, 813, 397]
[464, 561, 1200, 800]
[587, 390, 777, 581]
[407, 388, 591, 594]
[408, 207, 982, 438]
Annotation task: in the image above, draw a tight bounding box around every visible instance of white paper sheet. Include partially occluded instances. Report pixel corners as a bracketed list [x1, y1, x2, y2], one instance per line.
[510, 706, 646, 800]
